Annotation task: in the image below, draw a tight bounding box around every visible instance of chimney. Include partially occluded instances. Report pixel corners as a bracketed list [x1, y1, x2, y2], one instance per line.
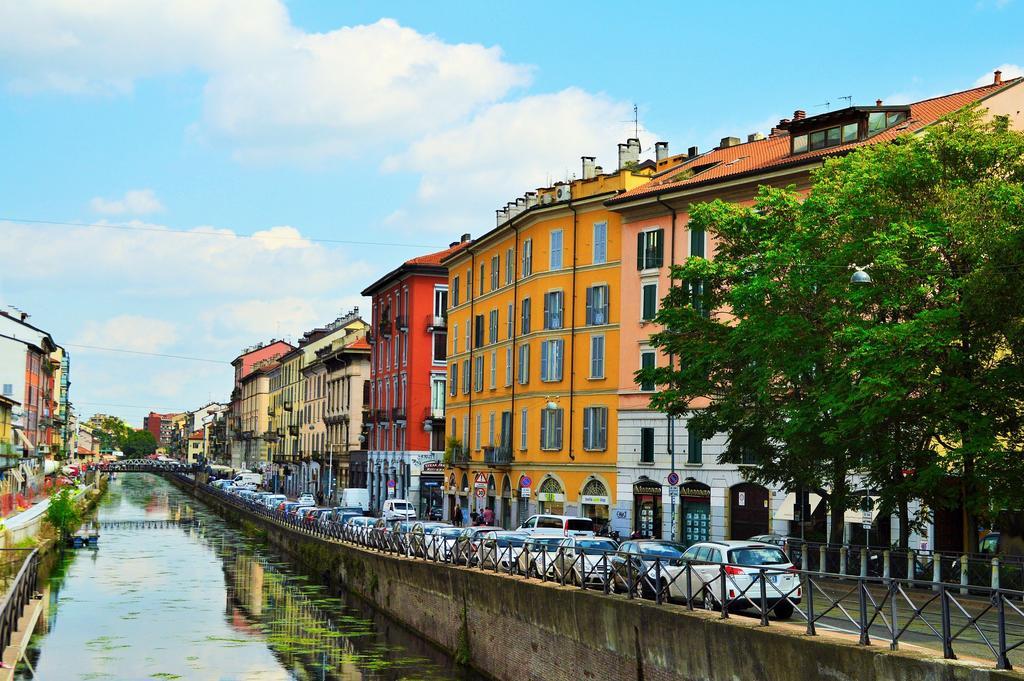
[515, 197, 526, 214]
[594, 165, 604, 175]
[793, 110, 806, 121]
[876, 99, 883, 106]
[747, 132, 765, 142]
[581, 156, 596, 180]
[618, 138, 641, 169]
[654, 141, 669, 161]
[994, 69, 1003, 85]
[495, 210, 506, 226]
[720, 136, 741, 148]
[450, 240, 459, 248]
[460, 233, 471, 243]
[506, 201, 519, 218]
[525, 192, 538, 208]
[687, 145, 699, 158]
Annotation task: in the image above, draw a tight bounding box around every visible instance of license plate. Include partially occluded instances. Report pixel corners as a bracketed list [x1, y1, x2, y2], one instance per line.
[770, 575, 780, 584]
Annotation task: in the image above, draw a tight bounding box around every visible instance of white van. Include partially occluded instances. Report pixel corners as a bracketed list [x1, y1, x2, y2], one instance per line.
[233, 472, 262, 490]
[382, 499, 416, 522]
[341, 488, 370, 512]
[517, 515, 595, 537]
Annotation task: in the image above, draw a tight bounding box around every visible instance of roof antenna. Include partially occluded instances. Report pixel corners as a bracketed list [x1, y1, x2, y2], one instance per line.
[620, 103, 640, 138]
[837, 95, 852, 108]
[814, 101, 831, 111]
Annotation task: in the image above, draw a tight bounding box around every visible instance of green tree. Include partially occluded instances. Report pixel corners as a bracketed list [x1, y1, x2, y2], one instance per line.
[96, 416, 131, 452]
[45, 487, 81, 541]
[645, 109, 1024, 550]
[122, 429, 158, 458]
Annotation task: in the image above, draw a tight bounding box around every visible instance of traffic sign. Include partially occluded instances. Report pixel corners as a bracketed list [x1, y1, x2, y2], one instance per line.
[668, 486, 680, 499]
[520, 487, 531, 498]
[475, 488, 486, 499]
[667, 471, 680, 486]
[387, 479, 396, 489]
[519, 475, 532, 487]
[474, 472, 488, 488]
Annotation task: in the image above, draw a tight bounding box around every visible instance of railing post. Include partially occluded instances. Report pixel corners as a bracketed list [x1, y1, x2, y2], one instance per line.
[933, 554, 942, 592]
[840, 546, 848, 576]
[801, 546, 808, 572]
[992, 557, 1000, 590]
[685, 563, 693, 610]
[818, 545, 826, 577]
[960, 554, 969, 595]
[860, 547, 868, 577]
[907, 549, 915, 586]
[940, 584, 956, 659]
[654, 559, 663, 605]
[759, 569, 769, 626]
[883, 550, 890, 580]
[805, 573, 816, 636]
[996, 591, 1011, 670]
[857, 578, 870, 646]
[719, 565, 729, 619]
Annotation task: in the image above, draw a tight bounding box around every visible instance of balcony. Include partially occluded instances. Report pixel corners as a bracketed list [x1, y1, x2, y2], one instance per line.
[267, 406, 275, 416]
[395, 315, 408, 331]
[366, 331, 376, 345]
[378, 318, 393, 338]
[288, 425, 299, 436]
[377, 408, 391, 423]
[483, 445, 513, 467]
[283, 400, 293, 412]
[263, 430, 278, 441]
[427, 314, 447, 331]
[392, 407, 406, 422]
[450, 444, 470, 467]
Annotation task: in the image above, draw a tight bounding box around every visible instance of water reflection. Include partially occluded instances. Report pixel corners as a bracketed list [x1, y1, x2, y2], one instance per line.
[19, 474, 478, 681]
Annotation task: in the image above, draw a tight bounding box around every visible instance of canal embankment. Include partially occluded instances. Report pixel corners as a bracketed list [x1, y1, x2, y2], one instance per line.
[170, 474, 1024, 681]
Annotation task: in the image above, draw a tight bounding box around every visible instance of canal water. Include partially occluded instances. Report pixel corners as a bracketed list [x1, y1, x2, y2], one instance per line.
[19, 474, 482, 681]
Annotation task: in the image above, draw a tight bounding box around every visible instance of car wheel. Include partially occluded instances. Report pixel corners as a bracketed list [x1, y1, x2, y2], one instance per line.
[773, 602, 794, 620]
[703, 590, 718, 612]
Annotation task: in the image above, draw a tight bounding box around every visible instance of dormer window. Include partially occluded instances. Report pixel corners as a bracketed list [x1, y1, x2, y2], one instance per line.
[789, 106, 910, 155]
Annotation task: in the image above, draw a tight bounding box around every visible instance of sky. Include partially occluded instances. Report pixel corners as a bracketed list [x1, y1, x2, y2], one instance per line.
[0, 0, 1022, 426]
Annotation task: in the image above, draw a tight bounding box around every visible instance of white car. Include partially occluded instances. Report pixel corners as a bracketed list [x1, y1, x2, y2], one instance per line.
[345, 516, 376, 543]
[476, 531, 530, 570]
[262, 494, 287, 509]
[682, 541, 801, 619]
[426, 526, 465, 561]
[382, 499, 416, 522]
[296, 493, 316, 506]
[551, 537, 619, 586]
[517, 535, 568, 577]
[517, 514, 595, 537]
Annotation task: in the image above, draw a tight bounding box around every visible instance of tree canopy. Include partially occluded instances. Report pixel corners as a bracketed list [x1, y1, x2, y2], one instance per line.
[644, 108, 1024, 550]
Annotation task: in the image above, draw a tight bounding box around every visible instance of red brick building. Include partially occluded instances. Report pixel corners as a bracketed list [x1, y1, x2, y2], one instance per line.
[361, 235, 471, 514]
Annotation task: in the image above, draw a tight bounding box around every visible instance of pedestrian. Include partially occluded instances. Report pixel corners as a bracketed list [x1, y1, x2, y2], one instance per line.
[482, 506, 495, 526]
[453, 505, 463, 527]
[470, 510, 479, 526]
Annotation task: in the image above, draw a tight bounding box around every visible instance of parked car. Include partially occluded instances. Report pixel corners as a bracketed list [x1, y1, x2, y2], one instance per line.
[345, 516, 376, 542]
[297, 493, 316, 506]
[233, 472, 261, 489]
[428, 506, 444, 521]
[426, 526, 465, 561]
[382, 499, 416, 522]
[517, 535, 569, 577]
[517, 515, 595, 537]
[747, 534, 790, 548]
[682, 541, 800, 619]
[611, 540, 689, 599]
[454, 526, 502, 565]
[341, 488, 370, 512]
[551, 537, 619, 586]
[262, 494, 287, 510]
[476, 531, 530, 571]
[409, 522, 452, 557]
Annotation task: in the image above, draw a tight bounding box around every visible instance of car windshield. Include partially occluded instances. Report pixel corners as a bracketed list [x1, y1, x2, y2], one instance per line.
[729, 547, 790, 566]
[393, 502, 412, 510]
[576, 539, 617, 554]
[495, 534, 528, 547]
[637, 542, 685, 558]
[438, 528, 463, 538]
[533, 537, 564, 549]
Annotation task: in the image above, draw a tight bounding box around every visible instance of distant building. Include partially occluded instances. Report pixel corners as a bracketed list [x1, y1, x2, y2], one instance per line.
[227, 340, 294, 469]
[0, 309, 60, 458]
[142, 411, 181, 446]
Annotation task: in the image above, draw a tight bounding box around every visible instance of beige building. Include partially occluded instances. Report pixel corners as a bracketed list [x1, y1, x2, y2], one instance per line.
[321, 331, 371, 499]
[237, 360, 277, 469]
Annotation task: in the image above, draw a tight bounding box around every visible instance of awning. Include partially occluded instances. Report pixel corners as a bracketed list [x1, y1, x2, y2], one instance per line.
[14, 428, 33, 452]
[844, 496, 882, 525]
[775, 492, 823, 521]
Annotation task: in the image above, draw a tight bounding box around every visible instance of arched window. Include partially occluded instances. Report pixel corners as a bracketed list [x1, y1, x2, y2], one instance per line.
[583, 478, 608, 497]
[539, 477, 563, 494]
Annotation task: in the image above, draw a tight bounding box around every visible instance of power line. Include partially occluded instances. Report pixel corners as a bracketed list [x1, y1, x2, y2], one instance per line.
[75, 401, 186, 411]
[64, 343, 228, 364]
[0, 216, 438, 249]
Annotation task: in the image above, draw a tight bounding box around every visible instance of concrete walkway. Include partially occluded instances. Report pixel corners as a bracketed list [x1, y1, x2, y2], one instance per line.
[0, 596, 42, 681]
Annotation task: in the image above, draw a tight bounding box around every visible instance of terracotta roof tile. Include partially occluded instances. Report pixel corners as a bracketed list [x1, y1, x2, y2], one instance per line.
[610, 78, 1022, 204]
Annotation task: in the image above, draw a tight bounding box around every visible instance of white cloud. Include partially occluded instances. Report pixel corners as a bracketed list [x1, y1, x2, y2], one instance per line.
[74, 315, 179, 353]
[89, 189, 164, 215]
[975, 64, 1024, 86]
[0, 3, 530, 161]
[382, 88, 651, 233]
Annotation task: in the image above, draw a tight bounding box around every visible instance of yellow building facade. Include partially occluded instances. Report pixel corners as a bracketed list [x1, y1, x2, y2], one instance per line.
[444, 152, 652, 528]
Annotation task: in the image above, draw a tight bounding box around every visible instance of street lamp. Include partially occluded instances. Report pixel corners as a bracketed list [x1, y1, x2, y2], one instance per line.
[849, 264, 873, 285]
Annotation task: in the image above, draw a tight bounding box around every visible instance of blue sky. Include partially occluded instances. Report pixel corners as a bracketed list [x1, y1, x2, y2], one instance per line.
[0, 0, 1021, 425]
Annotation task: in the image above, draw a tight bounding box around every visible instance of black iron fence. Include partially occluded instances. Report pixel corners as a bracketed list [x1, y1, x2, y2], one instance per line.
[188, 476, 1024, 671]
[0, 548, 39, 653]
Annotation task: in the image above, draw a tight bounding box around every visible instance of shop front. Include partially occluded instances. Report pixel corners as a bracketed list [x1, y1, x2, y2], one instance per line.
[633, 478, 663, 539]
[418, 460, 445, 518]
[537, 477, 565, 515]
[500, 475, 512, 528]
[679, 479, 711, 546]
[580, 477, 611, 532]
[729, 482, 770, 540]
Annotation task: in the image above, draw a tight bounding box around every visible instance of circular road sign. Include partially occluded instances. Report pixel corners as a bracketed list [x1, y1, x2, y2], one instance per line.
[667, 472, 680, 486]
[387, 479, 396, 489]
[475, 487, 486, 499]
[519, 475, 532, 488]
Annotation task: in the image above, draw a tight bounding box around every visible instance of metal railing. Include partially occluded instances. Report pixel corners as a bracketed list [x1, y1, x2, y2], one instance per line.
[0, 548, 39, 653]
[191, 478, 1024, 671]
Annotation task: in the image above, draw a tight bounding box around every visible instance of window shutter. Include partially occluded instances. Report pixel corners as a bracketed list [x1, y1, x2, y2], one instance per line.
[555, 340, 563, 381]
[585, 286, 594, 325]
[599, 408, 607, 449]
[555, 410, 563, 449]
[543, 293, 551, 329]
[643, 285, 656, 320]
[636, 232, 645, 269]
[540, 341, 549, 380]
[582, 409, 591, 449]
[654, 229, 665, 267]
